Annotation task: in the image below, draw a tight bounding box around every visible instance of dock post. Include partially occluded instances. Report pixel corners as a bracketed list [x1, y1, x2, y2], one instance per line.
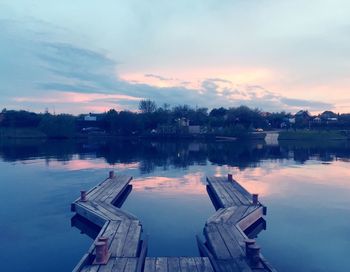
[248, 244, 261, 266]
[98, 236, 109, 255]
[244, 239, 256, 257]
[94, 241, 109, 264]
[228, 174, 233, 181]
[109, 170, 115, 179]
[252, 194, 259, 205]
[80, 190, 87, 202]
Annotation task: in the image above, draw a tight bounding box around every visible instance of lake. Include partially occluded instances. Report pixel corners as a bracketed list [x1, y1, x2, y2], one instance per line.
[0, 139, 349, 271]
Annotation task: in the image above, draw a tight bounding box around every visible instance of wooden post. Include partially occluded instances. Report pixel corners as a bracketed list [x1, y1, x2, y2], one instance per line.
[98, 236, 109, 256]
[109, 171, 115, 179]
[248, 244, 261, 266]
[263, 206, 267, 215]
[80, 190, 87, 202]
[252, 194, 259, 205]
[244, 239, 255, 257]
[228, 174, 233, 182]
[94, 241, 109, 264]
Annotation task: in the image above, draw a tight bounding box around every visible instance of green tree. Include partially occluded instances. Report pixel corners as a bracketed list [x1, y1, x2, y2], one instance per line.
[39, 114, 76, 138]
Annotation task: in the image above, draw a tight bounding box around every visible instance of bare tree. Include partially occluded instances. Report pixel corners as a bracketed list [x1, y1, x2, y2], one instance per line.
[138, 99, 157, 114]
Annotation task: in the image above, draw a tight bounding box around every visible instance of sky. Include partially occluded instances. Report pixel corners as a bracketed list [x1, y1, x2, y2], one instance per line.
[0, 0, 349, 114]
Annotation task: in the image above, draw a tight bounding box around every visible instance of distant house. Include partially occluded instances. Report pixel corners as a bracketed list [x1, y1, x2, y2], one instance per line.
[294, 110, 312, 126]
[289, 118, 296, 124]
[84, 113, 97, 122]
[176, 117, 189, 127]
[295, 110, 312, 119]
[313, 117, 322, 123]
[320, 111, 338, 122]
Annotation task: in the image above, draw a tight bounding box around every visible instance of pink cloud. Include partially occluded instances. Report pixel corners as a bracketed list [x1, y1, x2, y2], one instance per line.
[132, 173, 207, 195]
[13, 91, 142, 104]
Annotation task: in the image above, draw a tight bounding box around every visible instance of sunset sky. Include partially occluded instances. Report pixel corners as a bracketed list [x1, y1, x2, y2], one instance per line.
[1, 0, 349, 114]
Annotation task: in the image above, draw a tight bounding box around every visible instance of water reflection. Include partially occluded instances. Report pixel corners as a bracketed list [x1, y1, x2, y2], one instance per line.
[1, 139, 350, 271]
[1, 139, 350, 170]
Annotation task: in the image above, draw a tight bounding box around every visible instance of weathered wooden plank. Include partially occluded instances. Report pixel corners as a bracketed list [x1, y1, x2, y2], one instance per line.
[238, 206, 264, 232]
[208, 177, 242, 207]
[222, 181, 251, 206]
[122, 221, 142, 257]
[88, 175, 130, 203]
[211, 207, 237, 224]
[179, 257, 198, 272]
[217, 260, 240, 272]
[196, 235, 222, 272]
[87, 201, 124, 221]
[215, 177, 246, 206]
[98, 258, 114, 272]
[155, 257, 168, 272]
[207, 177, 229, 207]
[216, 224, 245, 259]
[167, 257, 181, 271]
[231, 179, 252, 201]
[99, 202, 138, 220]
[124, 258, 138, 272]
[208, 181, 236, 207]
[100, 177, 131, 204]
[194, 257, 214, 272]
[85, 177, 115, 201]
[225, 206, 251, 225]
[80, 264, 100, 272]
[144, 258, 156, 272]
[101, 221, 121, 252]
[204, 224, 231, 260]
[136, 236, 148, 272]
[111, 257, 128, 271]
[109, 220, 132, 257]
[74, 202, 108, 227]
[207, 208, 227, 223]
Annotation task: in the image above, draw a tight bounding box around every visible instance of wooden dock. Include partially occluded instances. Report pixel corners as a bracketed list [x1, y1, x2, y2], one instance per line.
[144, 257, 214, 272]
[71, 172, 277, 272]
[197, 175, 276, 272]
[71, 172, 145, 272]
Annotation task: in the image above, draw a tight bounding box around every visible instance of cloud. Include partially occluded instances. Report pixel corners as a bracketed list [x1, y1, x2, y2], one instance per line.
[280, 98, 333, 110]
[144, 74, 174, 81]
[0, 18, 339, 114]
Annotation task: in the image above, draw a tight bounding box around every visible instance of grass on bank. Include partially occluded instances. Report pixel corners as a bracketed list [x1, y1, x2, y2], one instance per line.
[278, 130, 348, 141]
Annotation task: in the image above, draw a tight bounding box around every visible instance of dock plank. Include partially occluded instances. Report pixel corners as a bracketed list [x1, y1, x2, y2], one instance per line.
[204, 224, 232, 259]
[124, 258, 138, 272]
[208, 182, 235, 207]
[194, 257, 214, 272]
[167, 257, 181, 271]
[144, 258, 156, 272]
[155, 257, 168, 272]
[180, 257, 198, 272]
[122, 220, 142, 257]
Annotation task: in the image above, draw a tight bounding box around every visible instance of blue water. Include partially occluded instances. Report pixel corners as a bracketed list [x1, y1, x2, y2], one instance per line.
[0, 139, 349, 271]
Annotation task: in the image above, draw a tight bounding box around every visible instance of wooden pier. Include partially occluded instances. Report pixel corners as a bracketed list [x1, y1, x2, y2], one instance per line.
[197, 175, 277, 272]
[71, 172, 277, 272]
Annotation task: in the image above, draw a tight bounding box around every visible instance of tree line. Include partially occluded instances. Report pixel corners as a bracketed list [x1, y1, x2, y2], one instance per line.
[1, 100, 350, 138]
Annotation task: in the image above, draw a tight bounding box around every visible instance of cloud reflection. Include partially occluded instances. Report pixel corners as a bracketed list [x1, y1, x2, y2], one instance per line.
[230, 161, 350, 198]
[132, 173, 207, 195]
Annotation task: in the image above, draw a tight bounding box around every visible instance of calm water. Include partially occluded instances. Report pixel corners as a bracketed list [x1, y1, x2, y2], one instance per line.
[0, 139, 350, 272]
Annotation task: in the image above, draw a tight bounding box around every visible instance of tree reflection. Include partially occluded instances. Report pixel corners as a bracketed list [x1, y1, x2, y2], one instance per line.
[0, 139, 350, 173]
